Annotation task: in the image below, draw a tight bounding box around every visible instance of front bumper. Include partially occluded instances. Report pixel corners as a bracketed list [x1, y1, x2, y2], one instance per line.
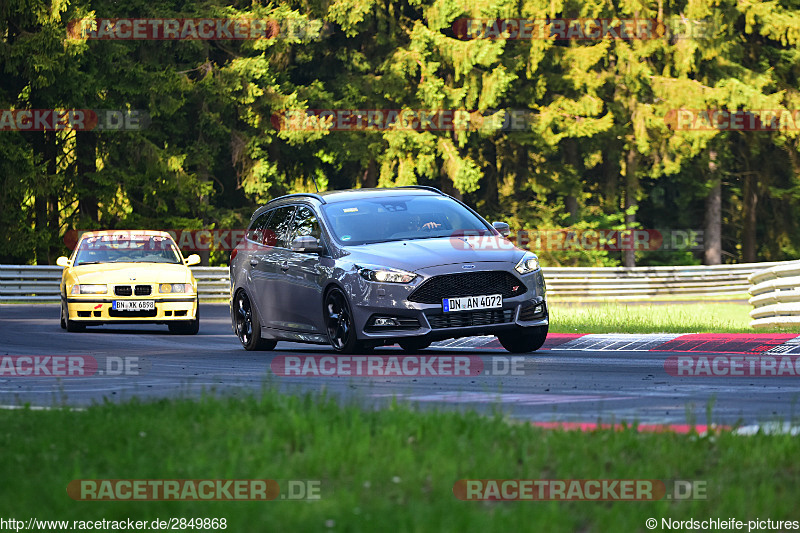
[355, 297, 548, 342]
[349, 264, 548, 342]
[64, 296, 197, 324]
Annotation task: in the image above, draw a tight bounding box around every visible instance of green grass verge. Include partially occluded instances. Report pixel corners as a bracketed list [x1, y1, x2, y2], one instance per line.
[1, 391, 798, 531]
[548, 302, 795, 334]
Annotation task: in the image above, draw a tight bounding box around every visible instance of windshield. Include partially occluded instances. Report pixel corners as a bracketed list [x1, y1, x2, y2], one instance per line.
[74, 235, 183, 265]
[321, 195, 492, 245]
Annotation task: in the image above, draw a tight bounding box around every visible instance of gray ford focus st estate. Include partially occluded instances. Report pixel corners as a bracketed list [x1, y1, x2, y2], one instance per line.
[229, 186, 548, 353]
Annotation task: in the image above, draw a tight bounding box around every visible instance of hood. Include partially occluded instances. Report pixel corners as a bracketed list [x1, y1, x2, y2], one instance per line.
[345, 236, 525, 271]
[72, 263, 193, 285]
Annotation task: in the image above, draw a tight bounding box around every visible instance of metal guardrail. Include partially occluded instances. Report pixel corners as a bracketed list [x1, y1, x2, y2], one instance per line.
[0, 262, 785, 303]
[748, 261, 800, 328]
[544, 262, 781, 299]
[0, 266, 230, 302]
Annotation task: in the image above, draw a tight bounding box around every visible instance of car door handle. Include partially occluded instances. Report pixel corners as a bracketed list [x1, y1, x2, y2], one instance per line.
[280, 261, 289, 272]
[249, 259, 258, 266]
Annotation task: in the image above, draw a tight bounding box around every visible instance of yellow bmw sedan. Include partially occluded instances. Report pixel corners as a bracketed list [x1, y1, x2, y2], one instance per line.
[56, 230, 201, 334]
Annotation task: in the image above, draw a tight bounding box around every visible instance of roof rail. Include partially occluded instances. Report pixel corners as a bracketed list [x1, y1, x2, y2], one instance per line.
[268, 192, 327, 204]
[396, 185, 445, 195]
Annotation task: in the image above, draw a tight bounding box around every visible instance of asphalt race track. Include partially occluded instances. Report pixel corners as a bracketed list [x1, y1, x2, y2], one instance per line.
[2, 303, 800, 429]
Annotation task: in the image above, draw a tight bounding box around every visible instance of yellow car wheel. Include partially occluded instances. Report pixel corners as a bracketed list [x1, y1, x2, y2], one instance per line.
[61, 299, 85, 333]
[168, 298, 200, 335]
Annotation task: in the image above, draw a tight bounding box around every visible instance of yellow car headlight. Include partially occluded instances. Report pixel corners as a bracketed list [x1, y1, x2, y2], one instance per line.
[160, 283, 193, 294]
[71, 284, 107, 295]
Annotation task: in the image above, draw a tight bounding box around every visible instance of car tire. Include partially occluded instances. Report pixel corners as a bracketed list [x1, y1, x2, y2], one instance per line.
[398, 339, 431, 352]
[497, 325, 548, 353]
[62, 299, 85, 333]
[233, 290, 277, 351]
[324, 287, 371, 354]
[168, 299, 200, 335]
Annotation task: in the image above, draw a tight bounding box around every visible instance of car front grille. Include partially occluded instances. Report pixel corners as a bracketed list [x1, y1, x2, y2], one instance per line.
[134, 285, 152, 296]
[114, 285, 152, 296]
[408, 271, 526, 304]
[114, 285, 132, 296]
[427, 309, 514, 329]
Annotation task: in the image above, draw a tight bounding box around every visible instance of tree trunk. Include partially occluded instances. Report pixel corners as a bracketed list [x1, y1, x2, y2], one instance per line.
[623, 147, 638, 267]
[362, 159, 377, 189]
[563, 138, 580, 220]
[32, 131, 56, 265]
[439, 174, 463, 200]
[45, 131, 59, 264]
[76, 131, 99, 222]
[34, 193, 48, 265]
[703, 151, 721, 265]
[515, 145, 529, 192]
[602, 146, 620, 215]
[565, 196, 578, 219]
[482, 140, 500, 212]
[743, 173, 758, 263]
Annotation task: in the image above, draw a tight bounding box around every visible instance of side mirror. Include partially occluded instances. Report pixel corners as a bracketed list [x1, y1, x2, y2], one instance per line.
[56, 256, 71, 267]
[492, 221, 511, 237]
[291, 235, 322, 254]
[185, 254, 201, 266]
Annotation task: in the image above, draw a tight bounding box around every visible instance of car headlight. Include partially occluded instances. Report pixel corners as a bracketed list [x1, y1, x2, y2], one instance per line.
[70, 284, 107, 295]
[159, 283, 194, 294]
[514, 253, 540, 275]
[358, 266, 417, 284]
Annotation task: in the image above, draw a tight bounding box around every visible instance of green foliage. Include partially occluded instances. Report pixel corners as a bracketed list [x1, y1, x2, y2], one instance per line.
[1, 0, 799, 265]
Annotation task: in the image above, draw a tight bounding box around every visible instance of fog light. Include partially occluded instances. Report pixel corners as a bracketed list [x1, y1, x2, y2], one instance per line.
[534, 305, 543, 314]
[373, 317, 399, 327]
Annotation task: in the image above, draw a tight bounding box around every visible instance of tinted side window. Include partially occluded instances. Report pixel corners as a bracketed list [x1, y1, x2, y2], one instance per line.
[289, 206, 322, 244]
[246, 211, 272, 242]
[263, 206, 295, 248]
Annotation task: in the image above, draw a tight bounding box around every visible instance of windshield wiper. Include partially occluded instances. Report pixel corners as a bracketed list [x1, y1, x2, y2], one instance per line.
[412, 234, 450, 240]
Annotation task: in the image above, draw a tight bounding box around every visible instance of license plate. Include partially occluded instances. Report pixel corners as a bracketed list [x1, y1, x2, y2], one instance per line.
[442, 294, 502, 312]
[112, 300, 155, 311]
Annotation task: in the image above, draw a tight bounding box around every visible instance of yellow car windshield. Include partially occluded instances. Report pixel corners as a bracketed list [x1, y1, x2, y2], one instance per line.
[74, 236, 183, 265]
